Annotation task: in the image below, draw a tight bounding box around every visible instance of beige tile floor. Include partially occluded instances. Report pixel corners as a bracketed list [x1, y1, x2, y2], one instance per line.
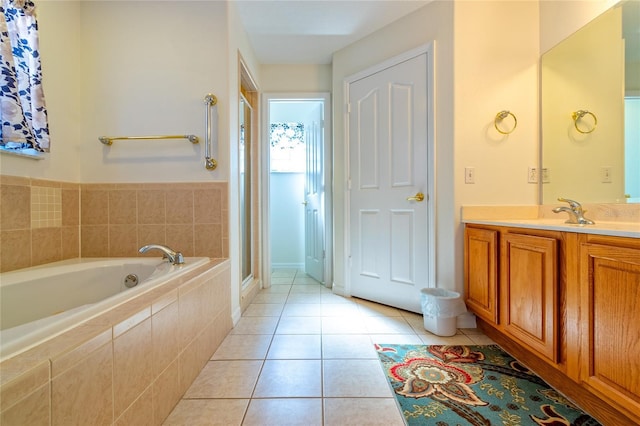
[163, 269, 494, 426]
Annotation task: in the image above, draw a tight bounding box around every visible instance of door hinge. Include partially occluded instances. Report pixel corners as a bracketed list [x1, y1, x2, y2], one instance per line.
[347, 103, 351, 114]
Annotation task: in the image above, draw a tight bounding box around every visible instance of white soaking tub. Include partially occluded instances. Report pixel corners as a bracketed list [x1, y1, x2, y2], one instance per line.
[0, 257, 209, 360]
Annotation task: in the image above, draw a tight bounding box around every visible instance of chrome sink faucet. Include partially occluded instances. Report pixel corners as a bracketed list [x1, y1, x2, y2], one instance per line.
[552, 198, 595, 225]
[138, 244, 184, 265]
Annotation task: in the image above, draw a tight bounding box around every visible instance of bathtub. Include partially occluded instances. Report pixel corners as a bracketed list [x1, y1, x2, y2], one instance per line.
[0, 256, 209, 361]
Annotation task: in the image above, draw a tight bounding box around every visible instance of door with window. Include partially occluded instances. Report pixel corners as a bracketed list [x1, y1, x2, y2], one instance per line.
[347, 48, 434, 313]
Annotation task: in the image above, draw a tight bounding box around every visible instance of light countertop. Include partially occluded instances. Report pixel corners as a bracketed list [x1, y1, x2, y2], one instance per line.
[463, 218, 640, 239]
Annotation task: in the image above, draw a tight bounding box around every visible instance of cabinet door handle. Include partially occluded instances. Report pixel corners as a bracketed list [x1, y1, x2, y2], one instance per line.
[406, 192, 425, 202]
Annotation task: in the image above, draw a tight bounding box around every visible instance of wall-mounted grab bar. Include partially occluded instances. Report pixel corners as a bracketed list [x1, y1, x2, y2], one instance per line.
[98, 134, 199, 146]
[204, 94, 218, 170]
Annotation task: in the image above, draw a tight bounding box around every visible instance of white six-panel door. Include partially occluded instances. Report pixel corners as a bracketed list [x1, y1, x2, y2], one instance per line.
[305, 105, 325, 283]
[347, 49, 433, 313]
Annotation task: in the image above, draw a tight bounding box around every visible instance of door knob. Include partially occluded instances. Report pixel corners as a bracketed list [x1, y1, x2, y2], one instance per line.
[302, 201, 308, 206]
[406, 192, 425, 202]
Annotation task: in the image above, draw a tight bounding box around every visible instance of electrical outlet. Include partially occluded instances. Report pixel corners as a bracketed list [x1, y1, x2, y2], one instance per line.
[465, 167, 475, 184]
[528, 167, 538, 183]
[541, 168, 550, 183]
[601, 167, 612, 183]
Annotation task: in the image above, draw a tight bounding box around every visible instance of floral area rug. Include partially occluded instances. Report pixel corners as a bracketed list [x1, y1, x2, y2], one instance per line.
[375, 344, 601, 426]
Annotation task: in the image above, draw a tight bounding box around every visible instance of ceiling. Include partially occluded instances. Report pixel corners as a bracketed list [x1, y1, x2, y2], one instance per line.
[234, 0, 432, 64]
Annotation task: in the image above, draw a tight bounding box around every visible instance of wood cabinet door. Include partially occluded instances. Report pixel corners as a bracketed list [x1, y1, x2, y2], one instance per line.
[464, 227, 498, 324]
[580, 243, 640, 422]
[501, 233, 559, 363]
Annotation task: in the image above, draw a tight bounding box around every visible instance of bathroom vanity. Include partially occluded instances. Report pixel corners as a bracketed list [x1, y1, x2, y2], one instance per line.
[463, 215, 640, 425]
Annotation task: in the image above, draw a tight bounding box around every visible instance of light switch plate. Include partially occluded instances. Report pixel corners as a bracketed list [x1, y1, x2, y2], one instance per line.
[465, 167, 475, 184]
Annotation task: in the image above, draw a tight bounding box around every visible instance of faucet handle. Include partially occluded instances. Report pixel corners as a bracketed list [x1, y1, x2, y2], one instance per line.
[557, 197, 582, 210]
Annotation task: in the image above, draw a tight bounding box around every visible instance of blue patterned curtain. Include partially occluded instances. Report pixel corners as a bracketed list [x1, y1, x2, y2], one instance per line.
[0, 0, 49, 152]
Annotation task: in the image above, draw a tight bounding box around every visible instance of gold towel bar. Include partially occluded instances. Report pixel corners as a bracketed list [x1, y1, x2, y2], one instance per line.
[98, 134, 199, 146]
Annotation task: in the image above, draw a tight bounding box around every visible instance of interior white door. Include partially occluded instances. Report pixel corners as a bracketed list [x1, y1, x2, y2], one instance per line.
[304, 105, 325, 283]
[348, 52, 430, 313]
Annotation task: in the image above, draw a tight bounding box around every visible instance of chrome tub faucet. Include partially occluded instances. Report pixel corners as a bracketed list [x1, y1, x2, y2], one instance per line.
[552, 198, 595, 225]
[138, 244, 185, 265]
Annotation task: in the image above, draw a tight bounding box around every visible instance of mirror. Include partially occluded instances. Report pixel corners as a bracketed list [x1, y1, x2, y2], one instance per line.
[541, 1, 640, 204]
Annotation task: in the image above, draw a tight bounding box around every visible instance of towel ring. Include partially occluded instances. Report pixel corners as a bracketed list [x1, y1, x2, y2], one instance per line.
[494, 110, 517, 135]
[572, 110, 597, 134]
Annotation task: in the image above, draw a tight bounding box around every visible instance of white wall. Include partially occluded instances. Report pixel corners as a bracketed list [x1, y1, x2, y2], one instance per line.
[454, 1, 540, 206]
[539, 0, 619, 54]
[78, 1, 230, 183]
[260, 65, 332, 93]
[1, 1, 231, 183]
[453, 1, 540, 294]
[269, 172, 305, 268]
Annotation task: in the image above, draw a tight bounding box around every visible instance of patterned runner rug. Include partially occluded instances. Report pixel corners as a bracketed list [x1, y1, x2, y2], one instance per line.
[375, 344, 602, 425]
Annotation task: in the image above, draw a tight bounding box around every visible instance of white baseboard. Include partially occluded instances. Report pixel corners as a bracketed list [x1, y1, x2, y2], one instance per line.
[332, 281, 347, 296]
[231, 306, 242, 326]
[271, 263, 304, 270]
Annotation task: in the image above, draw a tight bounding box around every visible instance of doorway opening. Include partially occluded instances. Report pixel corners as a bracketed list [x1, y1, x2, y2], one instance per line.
[262, 93, 332, 287]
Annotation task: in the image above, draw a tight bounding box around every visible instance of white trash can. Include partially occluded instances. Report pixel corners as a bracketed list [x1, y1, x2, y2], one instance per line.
[420, 288, 467, 337]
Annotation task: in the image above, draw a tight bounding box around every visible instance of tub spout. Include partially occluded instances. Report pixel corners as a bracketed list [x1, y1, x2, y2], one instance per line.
[138, 244, 184, 265]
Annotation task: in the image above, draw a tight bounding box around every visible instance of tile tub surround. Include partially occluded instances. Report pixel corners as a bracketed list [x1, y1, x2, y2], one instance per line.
[0, 175, 80, 272]
[0, 175, 229, 272]
[80, 182, 229, 260]
[0, 259, 232, 426]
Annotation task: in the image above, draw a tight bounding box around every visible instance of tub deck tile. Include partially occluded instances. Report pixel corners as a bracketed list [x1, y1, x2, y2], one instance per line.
[50, 326, 112, 378]
[0, 358, 49, 412]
